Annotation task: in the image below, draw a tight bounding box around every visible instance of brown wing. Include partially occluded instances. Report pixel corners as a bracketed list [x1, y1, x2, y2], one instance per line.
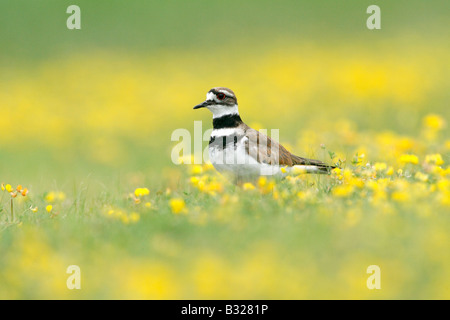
[243, 126, 295, 166]
[243, 126, 335, 169]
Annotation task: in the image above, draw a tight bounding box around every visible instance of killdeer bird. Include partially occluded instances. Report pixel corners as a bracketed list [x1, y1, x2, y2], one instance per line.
[194, 87, 336, 181]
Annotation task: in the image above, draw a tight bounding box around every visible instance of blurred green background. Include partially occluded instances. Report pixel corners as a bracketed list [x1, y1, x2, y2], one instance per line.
[0, 0, 449, 299]
[0, 0, 448, 183]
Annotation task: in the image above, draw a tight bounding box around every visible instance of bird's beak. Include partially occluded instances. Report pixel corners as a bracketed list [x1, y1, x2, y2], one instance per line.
[193, 100, 208, 110]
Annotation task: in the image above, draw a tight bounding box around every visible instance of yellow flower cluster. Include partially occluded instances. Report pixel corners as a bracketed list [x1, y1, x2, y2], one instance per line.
[132, 187, 151, 206]
[1, 183, 29, 198]
[399, 154, 419, 165]
[105, 207, 140, 224]
[180, 139, 449, 210]
[1, 183, 32, 222]
[134, 187, 150, 197]
[189, 163, 224, 196]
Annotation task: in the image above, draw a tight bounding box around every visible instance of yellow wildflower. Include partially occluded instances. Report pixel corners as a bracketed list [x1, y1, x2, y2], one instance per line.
[191, 165, 203, 175]
[134, 187, 150, 197]
[169, 198, 187, 214]
[21, 188, 28, 196]
[332, 184, 354, 197]
[46, 205, 53, 213]
[242, 182, 256, 190]
[399, 154, 419, 165]
[206, 181, 223, 194]
[386, 167, 394, 176]
[190, 176, 200, 186]
[261, 181, 275, 194]
[45, 192, 55, 202]
[258, 176, 267, 188]
[436, 180, 449, 192]
[5, 184, 13, 193]
[423, 114, 446, 131]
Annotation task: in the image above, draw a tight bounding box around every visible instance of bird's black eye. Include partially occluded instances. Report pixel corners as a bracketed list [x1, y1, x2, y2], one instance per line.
[217, 93, 225, 100]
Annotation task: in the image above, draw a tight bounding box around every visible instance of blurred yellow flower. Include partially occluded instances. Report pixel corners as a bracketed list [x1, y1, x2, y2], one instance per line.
[399, 154, 419, 165]
[190, 165, 203, 175]
[386, 167, 394, 176]
[5, 184, 13, 193]
[45, 191, 66, 203]
[242, 183, 256, 191]
[105, 207, 141, 224]
[258, 176, 267, 188]
[391, 191, 409, 202]
[169, 198, 186, 214]
[423, 114, 446, 131]
[332, 184, 354, 197]
[134, 187, 150, 197]
[190, 176, 200, 186]
[46, 205, 53, 213]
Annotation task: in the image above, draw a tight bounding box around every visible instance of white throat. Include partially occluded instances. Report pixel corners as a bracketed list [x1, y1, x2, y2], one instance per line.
[209, 104, 239, 119]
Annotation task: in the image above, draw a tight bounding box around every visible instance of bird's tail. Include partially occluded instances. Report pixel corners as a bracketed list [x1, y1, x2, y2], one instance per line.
[290, 155, 337, 174]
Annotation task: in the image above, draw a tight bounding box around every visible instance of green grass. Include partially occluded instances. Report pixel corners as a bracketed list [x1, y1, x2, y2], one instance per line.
[0, 0, 449, 300]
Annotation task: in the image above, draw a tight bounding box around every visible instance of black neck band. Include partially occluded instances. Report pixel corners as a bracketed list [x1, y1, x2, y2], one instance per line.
[213, 114, 243, 129]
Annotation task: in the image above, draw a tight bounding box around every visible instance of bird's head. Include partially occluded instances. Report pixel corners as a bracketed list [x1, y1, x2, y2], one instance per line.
[194, 87, 239, 118]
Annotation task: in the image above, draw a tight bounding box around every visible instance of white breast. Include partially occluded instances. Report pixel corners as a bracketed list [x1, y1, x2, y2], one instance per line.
[208, 133, 283, 177]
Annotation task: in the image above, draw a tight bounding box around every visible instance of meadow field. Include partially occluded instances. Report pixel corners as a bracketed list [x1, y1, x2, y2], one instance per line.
[0, 1, 449, 299]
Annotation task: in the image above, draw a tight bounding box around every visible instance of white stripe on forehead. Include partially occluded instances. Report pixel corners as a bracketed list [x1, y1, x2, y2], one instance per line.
[206, 92, 216, 100]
